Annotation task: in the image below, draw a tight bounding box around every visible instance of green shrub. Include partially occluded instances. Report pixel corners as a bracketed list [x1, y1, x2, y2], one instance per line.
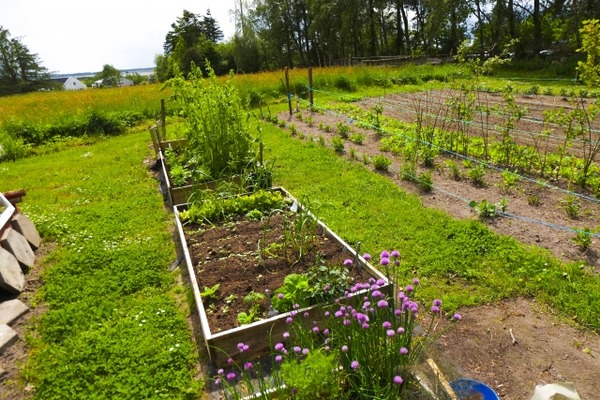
[372, 154, 392, 171]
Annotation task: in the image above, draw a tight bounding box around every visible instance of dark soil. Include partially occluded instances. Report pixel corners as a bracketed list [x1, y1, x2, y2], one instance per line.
[183, 211, 373, 333]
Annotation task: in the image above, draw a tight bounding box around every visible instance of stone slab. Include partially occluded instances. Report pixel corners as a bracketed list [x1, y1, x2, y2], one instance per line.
[0, 324, 17, 354]
[0, 248, 25, 294]
[1, 228, 35, 270]
[11, 213, 41, 250]
[0, 299, 28, 325]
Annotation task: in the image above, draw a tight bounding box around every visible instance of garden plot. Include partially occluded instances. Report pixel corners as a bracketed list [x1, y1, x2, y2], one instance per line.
[279, 91, 600, 268]
[174, 188, 389, 365]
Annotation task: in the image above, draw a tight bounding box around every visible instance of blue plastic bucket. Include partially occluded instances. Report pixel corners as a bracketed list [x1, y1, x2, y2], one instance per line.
[450, 378, 499, 400]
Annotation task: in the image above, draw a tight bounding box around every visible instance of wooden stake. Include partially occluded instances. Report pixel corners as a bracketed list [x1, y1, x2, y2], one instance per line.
[426, 358, 459, 400]
[509, 328, 518, 345]
[285, 67, 292, 116]
[308, 67, 314, 110]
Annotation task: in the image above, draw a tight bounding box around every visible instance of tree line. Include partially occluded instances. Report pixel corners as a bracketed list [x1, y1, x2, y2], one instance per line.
[157, 1, 600, 79]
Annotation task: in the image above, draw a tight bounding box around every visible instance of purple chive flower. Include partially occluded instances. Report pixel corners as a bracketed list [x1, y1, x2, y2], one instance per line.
[382, 321, 392, 329]
[431, 305, 440, 314]
[398, 292, 405, 300]
[393, 375, 403, 385]
[369, 278, 376, 284]
[343, 319, 351, 326]
[278, 293, 284, 299]
[324, 311, 330, 317]
[377, 299, 389, 308]
[376, 278, 386, 286]
[303, 312, 309, 318]
[391, 250, 400, 258]
[323, 328, 330, 335]
[283, 331, 290, 339]
[227, 358, 233, 365]
[380, 257, 390, 266]
[351, 360, 359, 370]
[387, 329, 396, 337]
[341, 345, 348, 353]
[362, 323, 369, 329]
[344, 259, 353, 266]
[454, 313, 462, 321]
[413, 278, 420, 285]
[324, 284, 331, 292]
[275, 343, 285, 351]
[400, 347, 408, 355]
[302, 348, 309, 355]
[395, 309, 402, 316]
[325, 346, 330, 351]
[335, 310, 343, 318]
[433, 299, 442, 307]
[362, 253, 371, 260]
[244, 362, 254, 370]
[293, 346, 301, 353]
[312, 326, 320, 333]
[356, 313, 369, 322]
[291, 310, 298, 316]
[405, 285, 414, 293]
[397, 327, 405, 334]
[380, 251, 390, 259]
[286, 317, 293, 324]
[214, 378, 221, 386]
[227, 372, 236, 381]
[371, 290, 382, 298]
[237, 343, 245, 351]
[275, 355, 283, 363]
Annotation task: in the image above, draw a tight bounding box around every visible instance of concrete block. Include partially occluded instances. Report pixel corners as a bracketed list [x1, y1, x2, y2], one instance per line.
[11, 213, 41, 250]
[0, 299, 28, 325]
[1, 228, 35, 270]
[0, 248, 25, 294]
[0, 324, 17, 354]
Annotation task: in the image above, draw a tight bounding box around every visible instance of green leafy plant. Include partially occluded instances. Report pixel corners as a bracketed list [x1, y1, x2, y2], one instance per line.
[336, 122, 351, 139]
[418, 171, 433, 192]
[444, 159, 462, 180]
[528, 194, 541, 206]
[201, 284, 220, 301]
[562, 194, 580, 219]
[289, 123, 298, 135]
[280, 350, 342, 399]
[245, 209, 264, 221]
[332, 136, 345, 153]
[237, 291, 266, 325]
[306, 263, 351, 304]
[271, 274, 313, 312]
[469, 199, 498, 219]
[572, 228, 592, 250]
[167, 63, 254, 179]
[501, 170, 520, 191]
[349, 133, 365, 145]
[469, 164, 486, 186]
[372, 154, 392, 171]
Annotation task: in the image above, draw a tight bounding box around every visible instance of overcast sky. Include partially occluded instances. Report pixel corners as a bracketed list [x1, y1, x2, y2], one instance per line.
[1, 1, 237, 74]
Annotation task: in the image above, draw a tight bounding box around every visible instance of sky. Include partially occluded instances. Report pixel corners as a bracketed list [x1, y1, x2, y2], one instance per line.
[0, 0, 237, 75]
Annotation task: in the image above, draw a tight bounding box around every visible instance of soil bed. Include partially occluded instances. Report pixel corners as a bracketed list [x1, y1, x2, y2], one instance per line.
[183, 211, 373, 333]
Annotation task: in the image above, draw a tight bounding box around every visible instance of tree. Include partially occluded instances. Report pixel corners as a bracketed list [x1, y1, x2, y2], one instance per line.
[95, 64, 122, 87]
[0, 26, 49, 96]
[160, 9, 228, 79]
[577, 19, 600, 86]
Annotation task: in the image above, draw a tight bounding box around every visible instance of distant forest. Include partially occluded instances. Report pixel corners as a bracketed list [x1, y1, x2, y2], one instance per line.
[155, 0, 600, 80]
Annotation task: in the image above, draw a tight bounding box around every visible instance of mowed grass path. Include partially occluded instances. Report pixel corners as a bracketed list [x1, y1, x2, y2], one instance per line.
[0, 128, 200, 399]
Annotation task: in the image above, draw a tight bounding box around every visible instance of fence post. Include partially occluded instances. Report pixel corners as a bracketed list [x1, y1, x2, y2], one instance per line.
[160, 99, 166, 141]
[308, 67, 314, 110]
[285, 67, 292, 116]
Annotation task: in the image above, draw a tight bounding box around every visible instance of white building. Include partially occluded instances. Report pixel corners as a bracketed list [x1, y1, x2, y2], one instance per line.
[63, 77, 87, 90]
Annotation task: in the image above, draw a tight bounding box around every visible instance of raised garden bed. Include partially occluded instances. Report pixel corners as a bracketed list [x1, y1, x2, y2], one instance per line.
[174, 188, 390, 365]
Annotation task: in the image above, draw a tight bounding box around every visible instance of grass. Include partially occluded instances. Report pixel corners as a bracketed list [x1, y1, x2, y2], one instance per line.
[259, 118, 600, 329]
[0, 127, 200, 399]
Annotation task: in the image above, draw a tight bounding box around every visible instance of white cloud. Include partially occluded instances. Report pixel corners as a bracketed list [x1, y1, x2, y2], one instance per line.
[0, 0, 236, 74]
